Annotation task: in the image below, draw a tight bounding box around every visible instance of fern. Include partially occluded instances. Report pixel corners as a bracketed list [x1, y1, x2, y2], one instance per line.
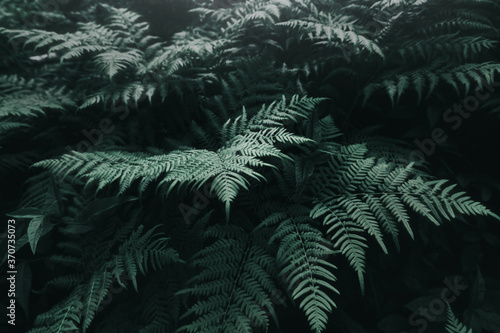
[176, 224, 281, 333]
[362, 61, 500, 106]
[258, 204, 339, 333]
[95, 49, 143, 80]
[33, 95, 318, 220]
[28, 288, 84, 333]
[445, 304, 472, 333]
[28, 225, 181, 333]
[309, 144, 499, 292]
[2, 1, 500, 332]
[277, 18, 385, 60]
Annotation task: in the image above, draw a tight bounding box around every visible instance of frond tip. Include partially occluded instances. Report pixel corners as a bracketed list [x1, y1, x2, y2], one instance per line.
[445, 304, 472, 333]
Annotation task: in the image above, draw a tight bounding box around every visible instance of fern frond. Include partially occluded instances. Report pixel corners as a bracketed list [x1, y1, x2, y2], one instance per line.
[112, 225, 182, 291]
[36, 96, 322, 220]
[362, 61, 500, 106]
[28, 286, 84, 333]
[177, 224, 281, 333]
[81, 269, 113, 333]
[95, 49, 143, 80]
[445, 304, 472, 333]
[260, 204, 339, 333]
[310, 142, 499, 292]
[277, 17, 384, 60]
[249, 95, 326, 131]
[397, 34, 498, 63]
[0, 90, 75, 117]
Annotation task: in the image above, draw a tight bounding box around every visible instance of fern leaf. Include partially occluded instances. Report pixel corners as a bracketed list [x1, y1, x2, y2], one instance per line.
[261, 204, 339, 333]
[445, 304, 472, 333]
[177, 225, 280, 333]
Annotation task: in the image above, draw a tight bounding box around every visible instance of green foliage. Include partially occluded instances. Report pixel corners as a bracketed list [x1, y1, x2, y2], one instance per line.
[177, 225, 281, 333]
[26, 224, 181, 333]
[1, 0, 500, 332]
[445, 305, 472, 333]
[258, 204, 339, 332]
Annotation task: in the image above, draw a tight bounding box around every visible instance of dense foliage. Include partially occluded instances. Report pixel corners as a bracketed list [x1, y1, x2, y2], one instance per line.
[1, 0, 500, 332]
